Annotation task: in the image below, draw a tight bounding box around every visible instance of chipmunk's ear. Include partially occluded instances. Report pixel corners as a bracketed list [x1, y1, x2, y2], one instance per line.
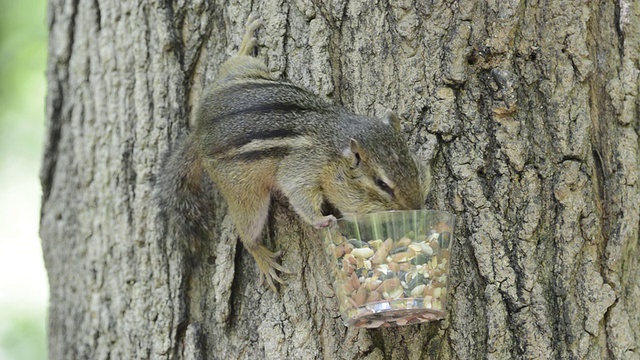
[343, 138, 367, 168]
[382, 109, 401, 132]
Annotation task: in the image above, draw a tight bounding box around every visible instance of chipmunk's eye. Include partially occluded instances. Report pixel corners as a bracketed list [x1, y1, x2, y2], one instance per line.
[375, 177, 394, 196]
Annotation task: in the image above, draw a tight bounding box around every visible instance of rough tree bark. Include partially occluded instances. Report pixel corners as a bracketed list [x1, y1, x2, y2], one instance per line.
[41, 0, 639, 359]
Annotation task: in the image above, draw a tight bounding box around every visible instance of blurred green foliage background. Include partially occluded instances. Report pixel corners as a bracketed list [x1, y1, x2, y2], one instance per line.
[0, 0, 48, 359]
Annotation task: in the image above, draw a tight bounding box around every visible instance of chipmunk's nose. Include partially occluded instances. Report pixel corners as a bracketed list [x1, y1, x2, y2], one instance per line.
[404, 195, 424, 210]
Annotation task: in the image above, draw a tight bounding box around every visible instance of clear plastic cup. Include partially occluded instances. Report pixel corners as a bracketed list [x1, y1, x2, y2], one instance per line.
[324, 210, 455, 328]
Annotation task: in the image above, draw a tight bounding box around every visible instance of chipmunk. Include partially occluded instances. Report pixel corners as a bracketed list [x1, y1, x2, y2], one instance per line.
[156, 17, 428, 292]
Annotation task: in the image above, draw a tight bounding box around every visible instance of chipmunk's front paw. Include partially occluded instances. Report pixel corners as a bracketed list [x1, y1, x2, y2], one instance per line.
[313, 215, 337, 229]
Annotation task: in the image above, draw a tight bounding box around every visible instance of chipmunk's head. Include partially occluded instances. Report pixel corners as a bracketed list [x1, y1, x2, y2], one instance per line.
[324, 110, 428, 216]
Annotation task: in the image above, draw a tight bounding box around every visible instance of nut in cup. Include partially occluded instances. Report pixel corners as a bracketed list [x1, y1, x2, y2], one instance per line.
[324, 210, 455, 328]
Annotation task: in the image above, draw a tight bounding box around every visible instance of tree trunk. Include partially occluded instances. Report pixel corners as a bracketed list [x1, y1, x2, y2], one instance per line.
[41, 0, 639, 359]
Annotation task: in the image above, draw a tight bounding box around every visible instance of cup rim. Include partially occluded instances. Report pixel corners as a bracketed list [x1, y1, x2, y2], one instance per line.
[337, 209, 456, 224]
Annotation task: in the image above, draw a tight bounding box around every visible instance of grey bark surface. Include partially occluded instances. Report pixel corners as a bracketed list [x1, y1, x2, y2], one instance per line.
[41, 0, 639, 359]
